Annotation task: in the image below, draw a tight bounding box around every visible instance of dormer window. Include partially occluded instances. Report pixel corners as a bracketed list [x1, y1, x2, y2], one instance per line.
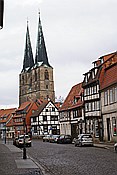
[95, 68, 97, 75]
[92, 71, 95, 79]
[85, 75, 88, 83]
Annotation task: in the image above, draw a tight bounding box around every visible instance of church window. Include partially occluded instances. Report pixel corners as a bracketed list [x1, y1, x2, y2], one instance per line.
[45, 70, 49, 80]
[30, 77, 32, 86]
[22, 75, 24, 85]
[35, 70, 37, 81]
[46, 85, 48, 89]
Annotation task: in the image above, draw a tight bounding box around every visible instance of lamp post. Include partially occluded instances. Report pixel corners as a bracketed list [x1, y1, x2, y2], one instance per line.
[3, 125, 6, 144]
[22, 110, 27, 159]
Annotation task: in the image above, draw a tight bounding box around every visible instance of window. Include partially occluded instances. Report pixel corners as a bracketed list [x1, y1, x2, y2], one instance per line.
[33, 117, 36, 122]
[78, 109, 82, 117]
[89, 103, 91, 111]
[34, 126, 37, 133]
[51, 116, 58, 121]
[45, 70, 49, 80]
[109, 89, 113, 104]
[87, 88, 89, 95]
[96, 101, 100, 110]
[114, 87, 117, 102]
[46, 109, 48, 112]
[104, 91, 108, 105]
[85, 103, 89, 111]
[91, 86, 93, 95]
[43, 125, 48, 132]
[94, 85, 96, 93]
[92, 102, 95, 111]
[52, 107, 55, 112]
[85, 76, 88, 83]
[90, 87, 92, 95]
[97, 84, 99, 92]
[73, 110, 76, 118]
[35, 70, 37, 81]
[92, 71, 95, 79]
[43, 116, 47, 121]
[22, 75, 24, 85]
[29, 76, 32, 87]
[46, 85, 48, 89]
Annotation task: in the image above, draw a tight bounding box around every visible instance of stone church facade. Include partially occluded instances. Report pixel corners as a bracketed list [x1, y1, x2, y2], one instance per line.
[19, 13, 55, 105]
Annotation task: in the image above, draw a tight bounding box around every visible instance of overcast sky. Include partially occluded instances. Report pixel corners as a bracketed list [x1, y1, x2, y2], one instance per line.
[0, 0, 117, 108]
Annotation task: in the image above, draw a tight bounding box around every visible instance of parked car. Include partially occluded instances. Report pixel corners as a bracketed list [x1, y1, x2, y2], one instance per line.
[17, 135, 32, 147]
[74, 134, 93, 147]
[43, 134, 51, 142]
[49, 135, 60, 143]
[57, 135, 72, 144]
[13, 137, 19, 146]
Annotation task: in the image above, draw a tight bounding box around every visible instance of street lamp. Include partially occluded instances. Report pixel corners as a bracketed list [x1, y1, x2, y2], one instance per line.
[22, 110, 27, 159]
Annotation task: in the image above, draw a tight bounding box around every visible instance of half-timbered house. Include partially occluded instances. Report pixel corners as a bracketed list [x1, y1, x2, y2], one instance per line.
[31, 100, 60, 137]
[59, 83, 84, 138]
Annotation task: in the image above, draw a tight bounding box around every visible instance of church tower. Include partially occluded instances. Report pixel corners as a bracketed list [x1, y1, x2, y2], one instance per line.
[19, 14, 55, 105]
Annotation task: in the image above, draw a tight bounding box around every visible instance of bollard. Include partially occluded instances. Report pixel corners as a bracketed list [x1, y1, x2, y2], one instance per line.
[23, 146, 27, 159]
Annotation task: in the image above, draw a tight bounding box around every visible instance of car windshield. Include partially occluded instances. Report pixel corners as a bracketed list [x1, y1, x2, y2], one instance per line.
[19, 135, 29, 139]
[65, 135, 71, 138]
[53, 135, 59, 138]
[82, 135, 92, 138]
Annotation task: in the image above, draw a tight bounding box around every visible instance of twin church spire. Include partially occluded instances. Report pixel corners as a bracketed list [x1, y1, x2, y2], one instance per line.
[22, 13, 51, 72]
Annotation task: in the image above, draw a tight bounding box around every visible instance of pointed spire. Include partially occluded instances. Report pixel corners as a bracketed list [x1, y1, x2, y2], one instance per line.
[22, 20, 34, 72]
[35, 11, 51, 67]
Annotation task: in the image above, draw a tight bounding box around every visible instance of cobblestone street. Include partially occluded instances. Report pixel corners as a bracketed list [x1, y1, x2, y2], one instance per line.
[27, 140, 117, 175]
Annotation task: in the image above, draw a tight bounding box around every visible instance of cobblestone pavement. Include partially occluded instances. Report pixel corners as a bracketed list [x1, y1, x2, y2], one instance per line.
[27, 140, 117, 175]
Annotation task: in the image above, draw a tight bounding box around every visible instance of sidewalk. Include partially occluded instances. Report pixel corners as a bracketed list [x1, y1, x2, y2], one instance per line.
[0, 139, 43, 175]
[94, 142, 114, 150]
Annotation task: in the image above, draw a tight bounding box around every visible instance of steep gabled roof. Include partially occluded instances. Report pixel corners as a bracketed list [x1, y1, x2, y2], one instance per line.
[31, 100, 48, 117]
[59, 83, 83, 111]
[35, 12, 51, 67]
[22, 21, 34, 72]
[16, 101, 32, 112]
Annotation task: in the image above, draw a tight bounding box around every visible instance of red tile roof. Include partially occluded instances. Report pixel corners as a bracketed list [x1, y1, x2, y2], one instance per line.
[59, 82, 83, 111]
[31, 101, 49, 117]
[99, 52, 117, 90]
[100, 62, 117, 90]
[0, 108, 16, 124]
[16, 101, 32, 112]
